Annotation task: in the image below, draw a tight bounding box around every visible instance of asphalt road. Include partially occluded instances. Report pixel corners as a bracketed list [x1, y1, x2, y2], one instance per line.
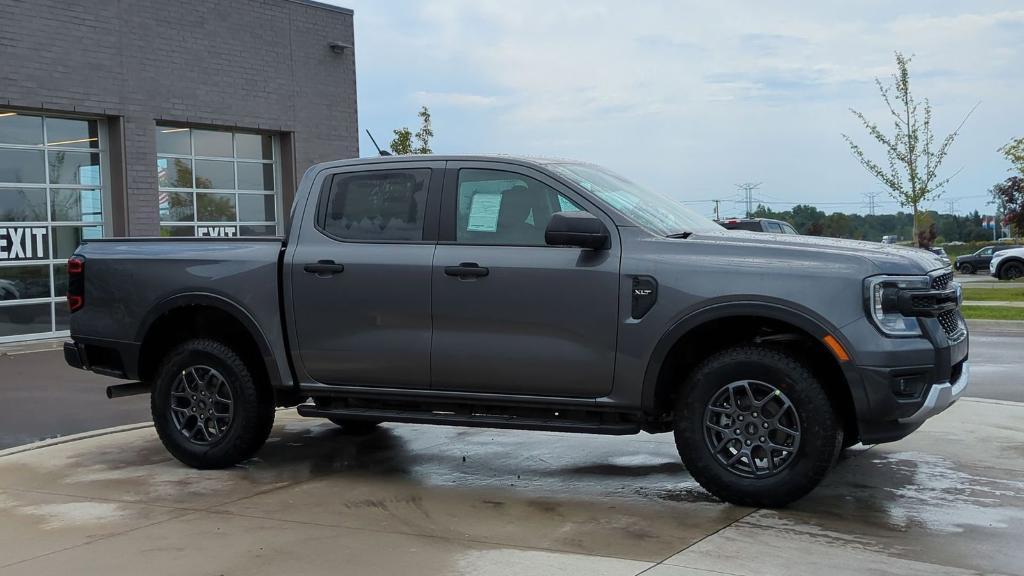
[1, 325, 1021, 450]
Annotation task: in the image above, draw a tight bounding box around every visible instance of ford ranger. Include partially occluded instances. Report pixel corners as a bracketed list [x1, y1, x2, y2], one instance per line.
[64, 156, 969, 507]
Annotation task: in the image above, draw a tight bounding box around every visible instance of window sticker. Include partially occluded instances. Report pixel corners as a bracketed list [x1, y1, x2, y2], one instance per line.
[467, 192, 501, 232]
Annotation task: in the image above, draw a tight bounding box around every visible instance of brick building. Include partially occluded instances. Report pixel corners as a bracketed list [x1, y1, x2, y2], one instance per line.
[0, 0, 358, 341]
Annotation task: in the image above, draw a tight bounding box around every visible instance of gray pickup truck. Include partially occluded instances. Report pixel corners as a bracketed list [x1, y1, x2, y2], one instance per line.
[64, 155, 969, 507]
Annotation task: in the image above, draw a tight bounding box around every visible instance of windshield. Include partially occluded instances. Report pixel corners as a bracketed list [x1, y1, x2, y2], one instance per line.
[548, 162, 723, 236]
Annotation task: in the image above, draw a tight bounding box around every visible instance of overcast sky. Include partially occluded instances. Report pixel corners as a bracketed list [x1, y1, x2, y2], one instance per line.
[331, 1, 1022, 217]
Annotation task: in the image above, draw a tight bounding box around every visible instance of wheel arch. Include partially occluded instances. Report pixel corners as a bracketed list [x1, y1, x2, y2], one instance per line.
[641, 300, 859, 439]
[136, 293, 282, 391]
[997, 256, 1024, 279]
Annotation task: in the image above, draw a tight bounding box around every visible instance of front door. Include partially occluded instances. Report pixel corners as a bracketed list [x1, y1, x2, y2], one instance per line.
[431, 162, 621, 398]
[288, 161, 443, 387]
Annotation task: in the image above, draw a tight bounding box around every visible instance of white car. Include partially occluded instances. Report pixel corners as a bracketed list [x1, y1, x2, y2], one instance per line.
[989, 247, 1024, 280]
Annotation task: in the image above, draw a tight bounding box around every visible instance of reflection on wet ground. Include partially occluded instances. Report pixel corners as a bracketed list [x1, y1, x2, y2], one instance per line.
[1, 398, 1022, 575]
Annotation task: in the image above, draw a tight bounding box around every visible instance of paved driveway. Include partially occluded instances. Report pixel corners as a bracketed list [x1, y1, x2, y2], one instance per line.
[0, 398, 1021, 575]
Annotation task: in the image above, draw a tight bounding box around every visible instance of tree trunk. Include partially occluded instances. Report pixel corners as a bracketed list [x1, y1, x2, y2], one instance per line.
[912, 204, 919, 246]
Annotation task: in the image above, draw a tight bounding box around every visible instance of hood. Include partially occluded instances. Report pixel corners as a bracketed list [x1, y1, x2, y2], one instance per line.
[689, 230, 947, 275]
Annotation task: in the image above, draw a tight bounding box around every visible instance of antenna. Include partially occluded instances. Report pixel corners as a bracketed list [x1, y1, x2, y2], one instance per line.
[365, 129, 391, 156]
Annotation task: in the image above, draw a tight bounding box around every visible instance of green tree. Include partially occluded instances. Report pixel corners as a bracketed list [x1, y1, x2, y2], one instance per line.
[842, 52, 975, 246]
[390, 106, 434, 155]
[992, 176, 1024, 237]
[1000, 137, 1024, 176]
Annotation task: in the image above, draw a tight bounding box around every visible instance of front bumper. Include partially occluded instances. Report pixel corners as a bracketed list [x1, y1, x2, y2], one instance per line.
[897, 361, 969, 425]
[840, 311, 969, 444]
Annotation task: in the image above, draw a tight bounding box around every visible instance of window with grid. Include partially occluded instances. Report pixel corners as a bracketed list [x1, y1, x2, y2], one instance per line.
[0, 111, 107, 341]
[156, 126, 280, 238]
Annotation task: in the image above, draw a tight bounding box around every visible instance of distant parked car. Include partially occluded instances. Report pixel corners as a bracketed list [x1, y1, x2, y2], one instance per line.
[717, 218, 800, 234]
[927, 247, 951, 267]
[990, 247, 1024, 280]
[955, 245, 1022, 275]
[881, 235, 898, 244]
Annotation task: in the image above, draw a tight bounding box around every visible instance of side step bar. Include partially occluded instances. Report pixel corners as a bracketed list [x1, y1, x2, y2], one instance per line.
[296, 405, 641, 435]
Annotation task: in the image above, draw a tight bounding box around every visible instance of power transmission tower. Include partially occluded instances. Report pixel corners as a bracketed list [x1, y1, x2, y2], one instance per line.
[735, 182, 762, 218]
[946, 199, 958, 215]
[712, 199, 721, 221]
[863, 191, 881, 215]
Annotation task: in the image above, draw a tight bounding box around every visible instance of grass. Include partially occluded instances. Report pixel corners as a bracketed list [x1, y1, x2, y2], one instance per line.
[962, 287, 1024, 302]
[960, 305, 1024, 321]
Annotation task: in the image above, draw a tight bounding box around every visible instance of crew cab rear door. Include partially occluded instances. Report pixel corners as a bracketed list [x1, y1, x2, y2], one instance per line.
[287, 160, 443, 388]
[430, 161, 621, 398]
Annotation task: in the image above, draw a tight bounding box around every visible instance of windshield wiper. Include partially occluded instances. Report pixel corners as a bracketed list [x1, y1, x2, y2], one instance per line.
[665, 232, 693, 239]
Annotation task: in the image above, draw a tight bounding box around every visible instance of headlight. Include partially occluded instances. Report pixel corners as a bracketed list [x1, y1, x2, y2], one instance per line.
[864, 275, 930, 336]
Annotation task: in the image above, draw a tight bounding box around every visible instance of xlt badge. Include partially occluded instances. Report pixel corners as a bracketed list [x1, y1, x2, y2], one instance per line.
[631, 276, 658, 319]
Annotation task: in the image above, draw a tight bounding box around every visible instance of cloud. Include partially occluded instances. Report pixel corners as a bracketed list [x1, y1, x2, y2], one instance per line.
[413, 91, 499, 109]
[340, 0, 1024, 214]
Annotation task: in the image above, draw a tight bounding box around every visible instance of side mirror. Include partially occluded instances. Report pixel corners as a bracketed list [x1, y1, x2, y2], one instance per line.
[545, 211, 610, 250]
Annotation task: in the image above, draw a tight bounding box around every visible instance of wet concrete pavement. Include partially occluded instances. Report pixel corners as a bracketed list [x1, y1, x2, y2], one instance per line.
[1, 398, 1022, 575]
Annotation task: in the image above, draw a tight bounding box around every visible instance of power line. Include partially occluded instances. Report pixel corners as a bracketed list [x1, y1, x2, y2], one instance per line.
[862, 191, 881, 216]
[735, 182, 762, 218]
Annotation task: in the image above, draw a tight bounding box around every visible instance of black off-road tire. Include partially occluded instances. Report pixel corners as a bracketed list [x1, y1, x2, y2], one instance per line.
[151, 339, 274, 469]
[326, 418, 382, 435]
[674, 345, 843, 508]
[958, 263, 975, 275]
[1001, 261, 1024, 281]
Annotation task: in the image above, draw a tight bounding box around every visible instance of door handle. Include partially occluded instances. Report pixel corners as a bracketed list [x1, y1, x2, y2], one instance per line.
[444, 262, 489, 279]
[304, 260, 345, 276]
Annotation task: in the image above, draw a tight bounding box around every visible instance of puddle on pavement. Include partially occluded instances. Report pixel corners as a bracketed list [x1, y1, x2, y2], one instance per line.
[868, 451, 1024, 534]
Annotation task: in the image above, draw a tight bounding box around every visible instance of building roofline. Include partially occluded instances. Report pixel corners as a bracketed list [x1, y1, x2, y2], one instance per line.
[282, 0, 353, 16]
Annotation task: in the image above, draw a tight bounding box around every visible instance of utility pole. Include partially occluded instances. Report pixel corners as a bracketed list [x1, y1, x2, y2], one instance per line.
[735, 182, 762, 218]
[712, 199, 721, 221]
[863, 191, 881, 216]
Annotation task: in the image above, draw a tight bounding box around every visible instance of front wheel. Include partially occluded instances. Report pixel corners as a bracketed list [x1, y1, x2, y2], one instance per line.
[1001, 262, 1024, 281]
[151, 339, 274, 469]
[674, 345, 843, 507]
[958, 263, 975, 275]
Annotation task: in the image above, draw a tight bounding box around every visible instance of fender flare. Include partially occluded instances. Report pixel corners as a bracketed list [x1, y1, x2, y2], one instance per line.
[640, 298, 857, 414]
[135, 292, 282, 388]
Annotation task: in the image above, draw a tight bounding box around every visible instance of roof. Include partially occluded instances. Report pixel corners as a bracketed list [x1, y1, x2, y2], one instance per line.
[312, 154, 588, 171]
[283, 0, 353, 15]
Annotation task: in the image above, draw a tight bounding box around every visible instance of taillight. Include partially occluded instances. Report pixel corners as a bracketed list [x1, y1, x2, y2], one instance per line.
[67, 255, 85, 312]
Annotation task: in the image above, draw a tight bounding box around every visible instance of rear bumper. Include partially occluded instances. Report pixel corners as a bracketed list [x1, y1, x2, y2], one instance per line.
[63, 337, 139, 380]
[63, 341, 84, 370]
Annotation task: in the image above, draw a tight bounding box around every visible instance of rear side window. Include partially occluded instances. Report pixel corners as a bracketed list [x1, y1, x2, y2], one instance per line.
[765, 221, 784, 233]
[722, 221, 761, 232]
[322, 169, 429, 241]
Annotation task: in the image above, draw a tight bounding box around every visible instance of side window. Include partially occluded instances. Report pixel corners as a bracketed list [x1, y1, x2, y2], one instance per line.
[765, 221, 784, 233]
[322, 169, 429, 241]
[782, 223, 799, 235]
[980, 247, 993, 256]
[456, 169, 582, 246]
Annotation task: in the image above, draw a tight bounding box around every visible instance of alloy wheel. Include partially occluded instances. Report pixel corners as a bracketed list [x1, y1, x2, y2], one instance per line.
[169, 365, 234, 445]
[703, 380, 801, 478]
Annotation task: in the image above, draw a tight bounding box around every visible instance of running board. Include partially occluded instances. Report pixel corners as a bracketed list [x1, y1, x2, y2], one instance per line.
[295, 405, 641, 435]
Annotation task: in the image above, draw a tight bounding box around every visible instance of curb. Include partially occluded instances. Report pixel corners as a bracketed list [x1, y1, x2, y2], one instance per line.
[0, 422, 153, 459]
[0, 337, 64, 357]
[966, 319, 1024, 332]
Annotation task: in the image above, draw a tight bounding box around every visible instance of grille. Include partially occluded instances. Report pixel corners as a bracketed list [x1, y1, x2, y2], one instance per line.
[932, 270, 965, 343]
[931, 271, 953, 290]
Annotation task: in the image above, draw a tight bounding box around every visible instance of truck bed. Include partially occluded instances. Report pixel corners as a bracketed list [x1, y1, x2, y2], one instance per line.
[69, 237, 289, 384]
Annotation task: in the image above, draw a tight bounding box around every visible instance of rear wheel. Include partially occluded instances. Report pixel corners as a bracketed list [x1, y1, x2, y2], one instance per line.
[674, 345, 843, 507]
[326, 418, 381, 435]
[1001, 261, 1024, 281]
[958, 262, 975, 275]
[151, 339, 274, 469]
